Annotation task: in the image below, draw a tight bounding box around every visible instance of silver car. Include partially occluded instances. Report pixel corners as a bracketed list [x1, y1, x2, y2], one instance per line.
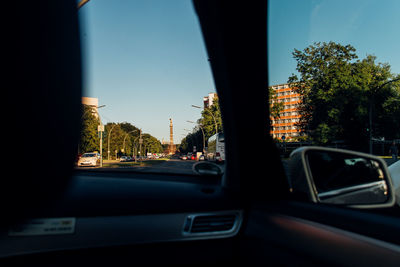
[78, 153, 100, 167]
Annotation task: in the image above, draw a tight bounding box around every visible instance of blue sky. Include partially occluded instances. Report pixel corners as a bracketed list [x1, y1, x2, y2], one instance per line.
[79, 0, 400, 143]
[268, 0, 400, 85]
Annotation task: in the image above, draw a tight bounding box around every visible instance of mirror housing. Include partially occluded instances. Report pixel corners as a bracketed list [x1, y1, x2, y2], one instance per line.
[288, 146, 395, 209]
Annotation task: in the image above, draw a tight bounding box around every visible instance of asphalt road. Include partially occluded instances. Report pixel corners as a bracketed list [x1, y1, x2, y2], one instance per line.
[132, 159, 196, 175]
[76, 159, 198, 175]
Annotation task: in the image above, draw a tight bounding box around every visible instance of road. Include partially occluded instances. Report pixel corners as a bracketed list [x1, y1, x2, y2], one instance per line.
[76, 157, 396, 178]
[131, 159, 196, 175]
[76, 159, 198, 175]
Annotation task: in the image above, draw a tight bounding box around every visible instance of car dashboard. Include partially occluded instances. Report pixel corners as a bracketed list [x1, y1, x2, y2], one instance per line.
[0, 172, 243, 261]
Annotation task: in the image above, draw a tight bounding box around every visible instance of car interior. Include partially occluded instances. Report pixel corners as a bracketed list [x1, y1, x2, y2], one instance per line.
[1, 1, 399, 266]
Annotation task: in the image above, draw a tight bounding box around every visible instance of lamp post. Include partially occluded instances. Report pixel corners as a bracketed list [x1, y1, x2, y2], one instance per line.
[191, 104, 218, 134]
[122, 130, 139, 155]
[82, 104, 105, 119]
[107, 123, 117, 160]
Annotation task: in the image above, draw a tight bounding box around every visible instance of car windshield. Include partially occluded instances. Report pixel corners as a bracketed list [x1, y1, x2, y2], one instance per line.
[77, 0, 399, 180]
[82, 153, 97, 158]
[77, 1, 222, 175]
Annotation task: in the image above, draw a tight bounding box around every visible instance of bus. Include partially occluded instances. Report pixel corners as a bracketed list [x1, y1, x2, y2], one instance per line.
[206, 132, 225, 163]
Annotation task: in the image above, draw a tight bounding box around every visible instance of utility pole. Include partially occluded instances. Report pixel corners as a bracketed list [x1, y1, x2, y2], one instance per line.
[139, 129, 143, 165]
[98, 124, 104, 167]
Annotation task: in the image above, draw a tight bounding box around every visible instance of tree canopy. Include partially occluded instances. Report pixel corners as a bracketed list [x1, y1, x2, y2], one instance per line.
[288, 41, 400, 151]
[79, 105, 100, 154]
[180, 97, 222, 154]
[79, 110, 162, 159]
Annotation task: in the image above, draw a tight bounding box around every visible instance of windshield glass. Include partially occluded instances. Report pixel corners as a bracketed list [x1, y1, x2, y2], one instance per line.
[269, 0, 400, 163]
[82, 153, 96, 158]
[77, 1, 222, 175]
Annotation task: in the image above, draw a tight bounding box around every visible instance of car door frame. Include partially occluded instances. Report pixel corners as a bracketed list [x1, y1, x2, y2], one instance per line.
[193, 0, 400, 265]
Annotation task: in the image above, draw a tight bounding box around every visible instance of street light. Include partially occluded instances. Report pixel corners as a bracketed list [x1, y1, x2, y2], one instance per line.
[122, 130, 139, 156]
[107, 123, 118, 160]
[81, 104, 106, 119]
[191, 104, 218, 134]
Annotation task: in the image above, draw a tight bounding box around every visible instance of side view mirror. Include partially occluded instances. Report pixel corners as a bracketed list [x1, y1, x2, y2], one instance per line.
[288, 146, 395, 209]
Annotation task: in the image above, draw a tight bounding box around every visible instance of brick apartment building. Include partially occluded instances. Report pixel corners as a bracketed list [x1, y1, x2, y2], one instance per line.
[269, 84, 302, 140]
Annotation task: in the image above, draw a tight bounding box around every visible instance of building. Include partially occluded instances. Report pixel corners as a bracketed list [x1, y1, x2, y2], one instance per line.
[269, 84, 302, 140]
[82, 97, 99, 118]
[203, 93, 217, 109]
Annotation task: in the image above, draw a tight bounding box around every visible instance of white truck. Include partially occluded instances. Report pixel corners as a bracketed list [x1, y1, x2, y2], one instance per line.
[206, 132, 225, 163]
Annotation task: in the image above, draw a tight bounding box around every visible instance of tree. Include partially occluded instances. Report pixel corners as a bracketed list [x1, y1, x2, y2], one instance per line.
[198, 96, 223, 139]
[288, 41, 400, 151]
[269, 86, 284, 122]
[104, 123, 125, 159]
[142, 134, 163, 154]
[79, 105, 100, 153]
[120, 122, 140, 156]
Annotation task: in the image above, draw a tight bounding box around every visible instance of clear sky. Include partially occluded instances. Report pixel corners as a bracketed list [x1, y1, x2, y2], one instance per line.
[78, 0, 400, 143]
[268, 0, 400, 85]
[79, 0, 214, 144]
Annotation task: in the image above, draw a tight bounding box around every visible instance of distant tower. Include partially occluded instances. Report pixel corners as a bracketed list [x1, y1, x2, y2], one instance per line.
[169, 118, 176, 154]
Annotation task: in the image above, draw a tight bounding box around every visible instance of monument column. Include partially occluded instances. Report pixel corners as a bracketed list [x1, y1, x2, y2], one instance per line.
[169, 118, 175, 154]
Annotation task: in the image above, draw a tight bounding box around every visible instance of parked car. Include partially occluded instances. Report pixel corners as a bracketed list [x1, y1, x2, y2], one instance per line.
[120, 156, 133, 162]
[77, 152, 100, 167]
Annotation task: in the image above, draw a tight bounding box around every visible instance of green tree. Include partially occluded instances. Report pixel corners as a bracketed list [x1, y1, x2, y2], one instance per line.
[198, 96, 223, 140]
[142, 133, 163, 154]
[120, 122, 140, 156]
[288, 41, 400, 151]
[79, 105, 100, 153]
[180, 131, 201, 154]
[103, 122, 163, 158]
[269, 86, 284, 121]
[104, 123, 126, 159]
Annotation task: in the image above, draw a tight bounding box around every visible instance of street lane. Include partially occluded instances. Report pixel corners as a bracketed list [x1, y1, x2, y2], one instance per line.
[133, 159, 196, 175]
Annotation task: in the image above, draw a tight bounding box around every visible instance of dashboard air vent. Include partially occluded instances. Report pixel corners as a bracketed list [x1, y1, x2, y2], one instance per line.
[183, 212, 242, 236]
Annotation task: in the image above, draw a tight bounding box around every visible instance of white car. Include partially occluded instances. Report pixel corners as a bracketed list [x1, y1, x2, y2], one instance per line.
[78, 153, 100, 167]
[120, 156, 133, 162]
[389, 160, 400, 206]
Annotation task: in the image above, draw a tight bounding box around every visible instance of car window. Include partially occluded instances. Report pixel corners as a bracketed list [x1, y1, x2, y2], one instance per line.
[269, 0, 399, 158]
[77, 1, 223, 175]
[269, 0, 399, 214]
